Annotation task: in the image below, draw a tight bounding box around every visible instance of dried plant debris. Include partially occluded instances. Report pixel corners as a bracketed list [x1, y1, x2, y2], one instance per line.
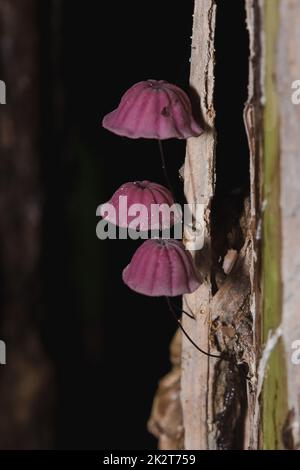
[148, 331, 184, 450]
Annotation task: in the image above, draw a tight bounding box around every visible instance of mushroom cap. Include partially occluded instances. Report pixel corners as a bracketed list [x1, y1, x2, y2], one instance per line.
[122, 239, 201, 297]
[102, 80, 203, 140]
[100, 180, 181, 230]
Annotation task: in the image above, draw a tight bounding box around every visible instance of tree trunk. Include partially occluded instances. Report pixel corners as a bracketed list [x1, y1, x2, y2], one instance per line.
[0, 0, 54, 449]
[149, 0, 300, 450]
[262, 0, 300, 450]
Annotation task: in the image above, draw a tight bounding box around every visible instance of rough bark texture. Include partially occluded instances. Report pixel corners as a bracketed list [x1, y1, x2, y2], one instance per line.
[181, 0, 258, 451]
[149, 0, 300, 450]
[0, 0, 54, 449]
[243, 0, 264, 448]
[181, 0, 217, 451]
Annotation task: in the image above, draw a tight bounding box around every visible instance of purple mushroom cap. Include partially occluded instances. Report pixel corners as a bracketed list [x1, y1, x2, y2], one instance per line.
[122, 239, 201, 297]
[100, 180, 181, 230]
[102, 80, 203, 140]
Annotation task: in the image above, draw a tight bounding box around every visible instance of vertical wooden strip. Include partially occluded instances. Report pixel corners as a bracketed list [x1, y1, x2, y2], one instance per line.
[261, 0, 288, 450]
[244, 0, 264, 449]
[181, 0, 217, 450]
[277, 0, 300, 449]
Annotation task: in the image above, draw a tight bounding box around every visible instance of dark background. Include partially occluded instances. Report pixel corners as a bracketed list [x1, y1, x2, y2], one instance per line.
[39, 0, 194, 450]
[0, 0, 249, 450]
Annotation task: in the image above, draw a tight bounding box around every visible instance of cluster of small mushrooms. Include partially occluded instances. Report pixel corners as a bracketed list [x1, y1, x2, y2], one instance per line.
[101, 79, 220, 358]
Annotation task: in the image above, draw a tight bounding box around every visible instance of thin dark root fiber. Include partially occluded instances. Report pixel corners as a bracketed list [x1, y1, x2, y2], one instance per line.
[166, 297, 223, 359]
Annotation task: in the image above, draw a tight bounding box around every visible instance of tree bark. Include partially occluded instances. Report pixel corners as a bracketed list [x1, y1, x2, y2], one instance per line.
[181, 0, 217, 451]
[0, 0, 54, 449]
[262, 0, 300, 450]
[150, 0, 300, 451]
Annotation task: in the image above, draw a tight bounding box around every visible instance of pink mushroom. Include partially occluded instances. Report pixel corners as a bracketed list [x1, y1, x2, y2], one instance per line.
[102, 80, 203, 140]
[122, 239, 201, 297]
[100, 180, 181, 230]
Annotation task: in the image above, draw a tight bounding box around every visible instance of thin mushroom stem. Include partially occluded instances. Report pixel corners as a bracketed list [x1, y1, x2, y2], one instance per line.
[157, 140, 196, 234]
[167, 297, 195, 320]
[158, 140, 175, 198]
[165, 297, 222, 359]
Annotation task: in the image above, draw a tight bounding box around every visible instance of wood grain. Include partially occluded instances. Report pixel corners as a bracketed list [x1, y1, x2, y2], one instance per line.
[181, 0, 217, 450]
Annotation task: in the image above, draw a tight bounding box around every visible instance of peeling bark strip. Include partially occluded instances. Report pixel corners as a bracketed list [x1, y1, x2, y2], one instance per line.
[181, 0, 217, 451]
[244, 0, 264, 449]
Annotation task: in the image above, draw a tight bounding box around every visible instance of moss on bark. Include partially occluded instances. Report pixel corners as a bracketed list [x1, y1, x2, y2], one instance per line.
[262, 0, 288, 450]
